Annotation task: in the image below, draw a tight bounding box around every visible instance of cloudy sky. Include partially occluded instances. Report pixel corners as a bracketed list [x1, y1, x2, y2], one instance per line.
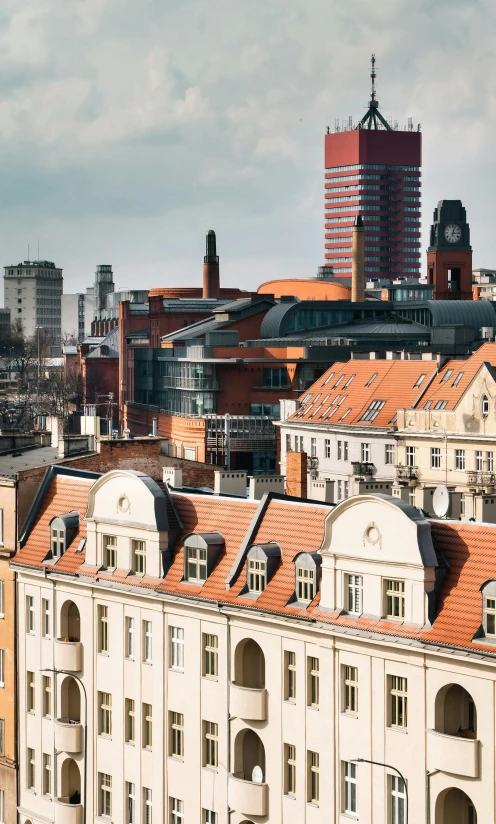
[0, 0, 494, 294]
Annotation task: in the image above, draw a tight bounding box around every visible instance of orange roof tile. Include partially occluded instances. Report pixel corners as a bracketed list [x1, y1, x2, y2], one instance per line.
[288, 360, 437, 428]
[413, 342, 496, 411]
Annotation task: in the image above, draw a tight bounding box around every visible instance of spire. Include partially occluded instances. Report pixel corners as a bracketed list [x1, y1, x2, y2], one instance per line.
[356, 54, 392, 131]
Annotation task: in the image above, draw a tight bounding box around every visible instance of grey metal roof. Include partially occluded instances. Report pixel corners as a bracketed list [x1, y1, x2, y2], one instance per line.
[85, 327, 119, 358]
[424, 300, 496, 328]
[259, 301, 299, 338]
[161, 316, 229, 342]
[322, 320, 430, 338]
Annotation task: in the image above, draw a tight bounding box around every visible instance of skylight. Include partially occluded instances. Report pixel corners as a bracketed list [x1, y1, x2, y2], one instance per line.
[323, 372, 335, 385]
[344, 374, 355, 388]
[440, 369, 453, 384]
[365, 372, 378, 387]
[424, 400, 432, 409]
[414, 374, 426, 388]
[341, 408, 352, 420]
[333, 375, 344, 388]
[434, 400, 447, 409]
[452, 372, 463, 387]
[360, 400, 386, 422]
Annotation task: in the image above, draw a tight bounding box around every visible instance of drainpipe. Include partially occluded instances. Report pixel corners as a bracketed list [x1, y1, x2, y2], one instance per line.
[426, 769, 439, 824]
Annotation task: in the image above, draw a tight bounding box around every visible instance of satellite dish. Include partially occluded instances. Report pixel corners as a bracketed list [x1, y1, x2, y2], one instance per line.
[252, 765, 263, 784]
[433, 485, 450, 518]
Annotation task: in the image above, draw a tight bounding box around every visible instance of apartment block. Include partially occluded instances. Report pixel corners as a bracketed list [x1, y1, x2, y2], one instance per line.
[4, 260, 63, 353]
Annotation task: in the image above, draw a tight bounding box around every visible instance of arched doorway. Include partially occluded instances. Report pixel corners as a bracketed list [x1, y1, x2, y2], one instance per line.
[60, 601, 81, 642]
[435, 787, 477, 823]
[434, 684, 477, 737]
[60, 757, 81, 804]
[234, 728, 266, 783]
[60, 676, 81, 723]
[234, 639, 265, 689]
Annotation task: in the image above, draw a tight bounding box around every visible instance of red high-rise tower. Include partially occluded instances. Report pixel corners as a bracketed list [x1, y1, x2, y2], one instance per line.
[324, 56, 422, 280]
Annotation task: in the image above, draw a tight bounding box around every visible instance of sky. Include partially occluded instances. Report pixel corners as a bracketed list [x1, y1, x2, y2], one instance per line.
[0, 0, 495, 295]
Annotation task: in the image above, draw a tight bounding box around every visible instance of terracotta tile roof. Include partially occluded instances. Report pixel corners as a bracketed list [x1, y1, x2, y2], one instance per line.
[413, 342, 496, 411]
[13, 473, 496, 657]
[288, 360, 438, 428]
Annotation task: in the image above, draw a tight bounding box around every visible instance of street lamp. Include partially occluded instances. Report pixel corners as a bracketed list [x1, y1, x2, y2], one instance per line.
[351, 757, 408, 822]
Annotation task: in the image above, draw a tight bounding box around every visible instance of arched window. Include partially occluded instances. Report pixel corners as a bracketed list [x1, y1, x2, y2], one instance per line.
[244, 543, 281, 598]
[183, 532, 224, 585]
[49, 512, 79, 559]
[293, 552, 321, 605]
[481, 395, 489, 418]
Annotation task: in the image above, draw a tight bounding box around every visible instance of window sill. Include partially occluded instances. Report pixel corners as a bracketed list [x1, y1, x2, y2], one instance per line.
[125, 741, 135, 747]
[284, 793, 296, 800]
[168, 755, 184, 762]
[203, 766, 218, 774]
[307, 801, 320, 808]
[284, 699, 296, 705]
[307, 705, 319, 711]
[97, 652, 109, 657]
[98, 734, 112, 741]
[342, 813, 359, 821]
[202, 675, 218, 683]
[341, 711, 358, 719]
[388, 726, 408, 734]
[142, 661, 153, 666]
[170, 667, 184, 674]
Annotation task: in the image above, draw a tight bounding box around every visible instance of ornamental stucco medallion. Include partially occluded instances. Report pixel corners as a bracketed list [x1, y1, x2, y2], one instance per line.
[363, 521, 381, 549]
[117, 493, 131, 515]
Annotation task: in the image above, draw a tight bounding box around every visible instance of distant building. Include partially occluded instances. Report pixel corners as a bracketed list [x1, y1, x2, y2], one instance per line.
[0, 308, 10, 339]
[324, 56, 421, 279]
[3, 260, 63, 353]
[61, 288, 95, 342]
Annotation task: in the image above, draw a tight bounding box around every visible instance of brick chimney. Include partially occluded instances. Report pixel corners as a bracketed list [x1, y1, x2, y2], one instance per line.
[202, 229, 220, 299]
[351, 214, 365, 303]
[285, 451, 308, 498]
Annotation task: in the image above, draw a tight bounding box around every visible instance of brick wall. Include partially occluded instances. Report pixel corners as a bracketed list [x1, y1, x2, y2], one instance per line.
[158, 455, 217, 488]
[285, 450, 308, 498]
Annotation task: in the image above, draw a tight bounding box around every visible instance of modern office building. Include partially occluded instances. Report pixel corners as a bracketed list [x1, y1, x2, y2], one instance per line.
[13, 464, 496, 823]
[324, 56, 422, 279]
[3, 260, 63, 353]
[61, 288, 95, 342]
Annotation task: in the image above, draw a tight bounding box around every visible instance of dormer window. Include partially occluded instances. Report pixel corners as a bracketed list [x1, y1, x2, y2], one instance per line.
[104, 535, 117, 569]
[244, 543, 281, 599]
[132, 540, 146, 576]
[51, 526, 65, 558]
[482, 395, 489, 418]
[293, 552, 322, 606]
[183, 532, 223, 585]
[49, 512, 79, 560]
[485, 596, 496, 636]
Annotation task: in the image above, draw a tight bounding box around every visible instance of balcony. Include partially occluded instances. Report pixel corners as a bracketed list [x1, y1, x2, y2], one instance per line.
[54, 640, 82, 672]
[351, 461, 375, 478]
[426, 729, 479, 778]
[308, 456, 319, 470]
[230, 682, 267, 721]
[395, 464, 418, 485]
[54, 798, 83, 824]
[228, 773, 268, 817]
[467, 470, 496, 492]
[55, 719, 83, 753]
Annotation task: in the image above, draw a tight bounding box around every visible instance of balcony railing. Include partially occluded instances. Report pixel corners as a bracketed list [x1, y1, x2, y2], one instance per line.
[228, 773, 268, 817]
[308, 456, 319, 470]
[229, 682, 267, 721]
[426, 729, 479, 778]
[351, 461, 375, 477]
[55, 718, 83, 754]
[54, 640, 82, 672]
[395, 464, 418, 483]
[54, 798, 83, 824]
[467, 470, 496, 491]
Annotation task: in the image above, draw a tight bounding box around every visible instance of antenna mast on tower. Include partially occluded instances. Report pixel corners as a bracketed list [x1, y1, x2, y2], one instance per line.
[356, 54, 392, 131]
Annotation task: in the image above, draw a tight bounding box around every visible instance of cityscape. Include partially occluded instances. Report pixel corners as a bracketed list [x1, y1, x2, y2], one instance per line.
[0, 2, 495, 823]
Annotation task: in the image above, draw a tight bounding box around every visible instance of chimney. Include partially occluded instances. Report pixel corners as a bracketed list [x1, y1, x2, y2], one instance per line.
[285, 451, 308, 498]
[351, 214, 365, 302]
[203, 229, 220, 299]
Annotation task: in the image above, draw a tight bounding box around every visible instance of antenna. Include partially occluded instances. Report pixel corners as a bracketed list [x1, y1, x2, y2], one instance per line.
[433, 485, 450, 519]
[370, 53, 376, 101]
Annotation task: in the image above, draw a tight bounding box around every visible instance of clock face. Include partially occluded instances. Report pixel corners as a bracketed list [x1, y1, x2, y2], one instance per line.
[444, 223, 462, 244]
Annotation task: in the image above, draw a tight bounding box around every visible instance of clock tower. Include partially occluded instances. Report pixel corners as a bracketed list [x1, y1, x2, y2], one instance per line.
[426, 199, 473, 300]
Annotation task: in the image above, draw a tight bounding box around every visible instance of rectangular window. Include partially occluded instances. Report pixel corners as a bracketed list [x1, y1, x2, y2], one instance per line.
[186, 545, 207, 582]
[143, 620, 153, 663]
[431, 447, 441, 469]
[43, 753, 52, 796]
[248, 558, 266, 593]
[337, 440, 342, 460]
[263, 366, 289, 388]
[476, 451, 483, 472]
[204, 812, 217, 824]
[325, 439, 331, 459]
[143, 788, 152, 824]
[126, 616, 135, 659]
[42, 675, 52, 718]
[126, 782, 136, 824]
[286, 434, 291, 453]
[343, 441, 348, 461]
[99, 692, 112, 737]
[125, 698, 135, 743]
[143, 703, 153, 749]
[170, 711, 184, 757]
[170, 627, 184, 670]
[485, 596, 496, 636]
[308, 750, 319, 804]
[27, 672, 35, 713]
[284, 744, 296, 796]
[42, 598, 50, 638]
[406, 446, 416, 467]
[132, 539, 146, 575]
[360, 399, 385, 421]
[26, 595, 35, 633]
[98, 605, 109, 654]
[104, 534, 117, 569]
[285, 651, 296, 701]
[0, 650, 4, 688]
[0, 788, 4, 824]
[308, 657, 319, 707]
[488, 451, 494, 472]
[390, 675, 408, 729]
[27, 748, 35, 789]
[203, 634, 218, 678]
[0, 718, 4, 755]
[344, 480, 349, 499]
[170, 798, 184, 824]
[385, 579, 405, 619]
[311, 437, 317, 457]
[99, 772, 112, 817]
[455, 449, 465, 470]
[337, 480, 342, 501]
[385, 444, 395, 465]
[0, 581, 4, 618]
[347, 574, 363, 614]
[414, 373, 426, 388]
[343, 665, 358, 715]
[204, 721, 218, 768]
[361, 443, 370, 463]
[343, 761, 357, 814]
[297, 567, 315, 603]
[390, 775, 407, 824]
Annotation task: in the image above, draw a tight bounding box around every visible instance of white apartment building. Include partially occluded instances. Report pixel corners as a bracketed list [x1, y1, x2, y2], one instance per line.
[4, 260, 63, 353]
[13, 464, 496, 823]
[62, 290, 95, 343]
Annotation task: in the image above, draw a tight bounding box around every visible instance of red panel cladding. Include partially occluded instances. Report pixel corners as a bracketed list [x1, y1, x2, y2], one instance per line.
[325, 129, 421, 167]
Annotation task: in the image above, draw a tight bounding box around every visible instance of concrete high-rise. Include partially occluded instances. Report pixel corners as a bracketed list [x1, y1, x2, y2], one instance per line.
[3, 259, 63, 353]
[324, 56, 422, 280]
